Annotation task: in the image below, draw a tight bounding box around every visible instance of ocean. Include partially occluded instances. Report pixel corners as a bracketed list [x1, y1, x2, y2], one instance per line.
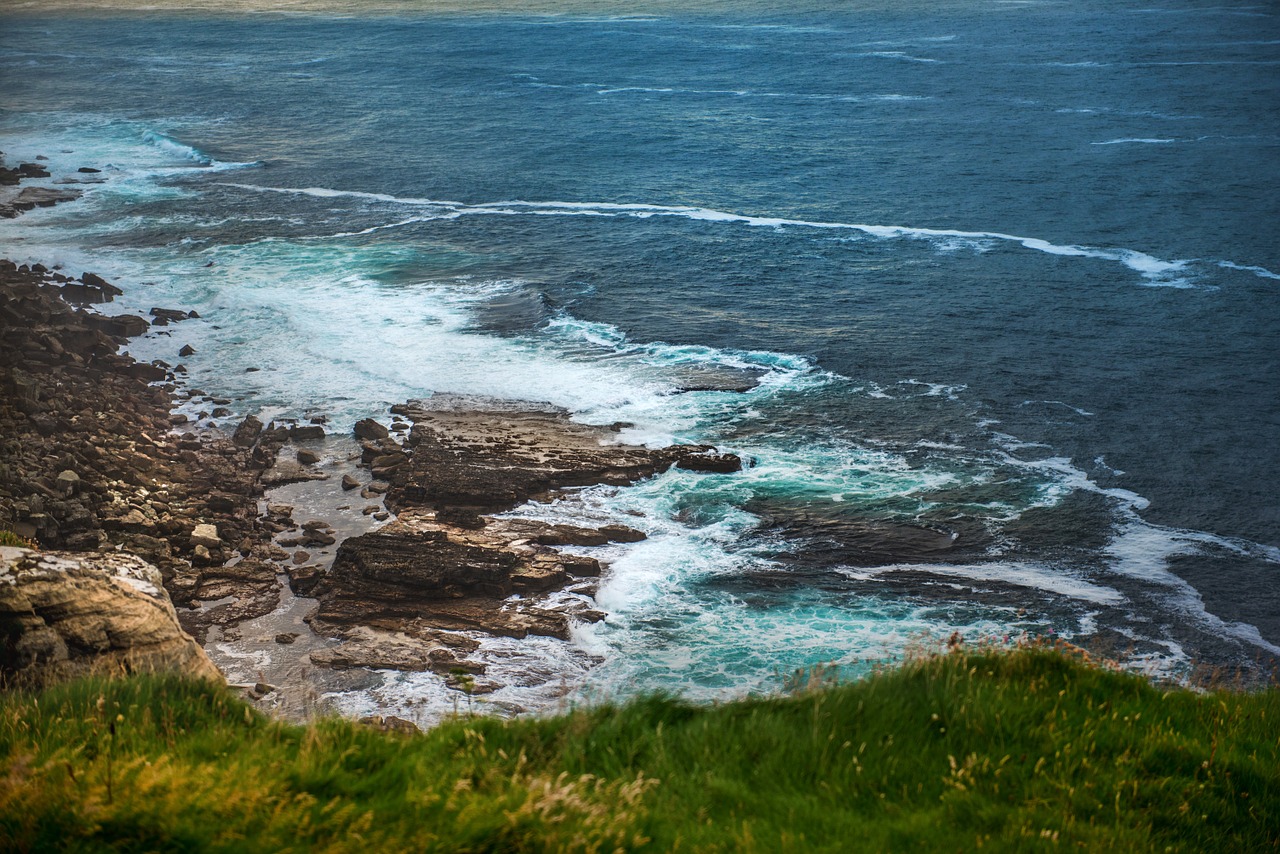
[2, 1, 1278, 714]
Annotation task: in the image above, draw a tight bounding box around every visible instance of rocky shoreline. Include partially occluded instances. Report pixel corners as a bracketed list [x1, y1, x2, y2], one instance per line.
[0, 155, 748, 717]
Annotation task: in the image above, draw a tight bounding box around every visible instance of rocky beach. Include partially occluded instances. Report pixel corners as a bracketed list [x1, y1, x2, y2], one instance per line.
[0, 153, 754, 720]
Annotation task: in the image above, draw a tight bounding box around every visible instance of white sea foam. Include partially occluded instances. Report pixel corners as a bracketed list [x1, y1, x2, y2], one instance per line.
[859, 51, 943, 63]
[986, 428, 1280, 659]
[515, 73, 931, 104]
[1044, 61, 1112, 68]
[1091, 137, 1177, 145]
[1018, 399, 1095, 417]
[1104, 514, 1280, 657]
[1218, 260, 1280, 280]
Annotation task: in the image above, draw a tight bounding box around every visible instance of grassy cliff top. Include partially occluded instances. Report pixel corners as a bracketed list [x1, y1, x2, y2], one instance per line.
[2, 646, 1277, 852]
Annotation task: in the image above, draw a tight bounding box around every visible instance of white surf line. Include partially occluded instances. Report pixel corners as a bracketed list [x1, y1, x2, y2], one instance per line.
[839, 561, 1126, 606]
[1091, 137, 1177, 145]
[217, 183, 1280, 283]
[1218, 260, 1280, 280]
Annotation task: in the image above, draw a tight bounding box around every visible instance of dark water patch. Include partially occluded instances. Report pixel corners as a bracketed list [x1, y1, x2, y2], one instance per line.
[750, 510, 989, 568]
[998, 491, 1117, 558]
[667, 365, 765, 394]
[1167, 551, 1280, 649]
[468, 284, 553, 334]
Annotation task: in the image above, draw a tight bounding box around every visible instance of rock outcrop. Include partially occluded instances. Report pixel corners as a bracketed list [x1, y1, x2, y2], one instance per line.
[310, 510, 611, 650]
[0, 156, 84, 218]
[297, 397, 743, 679]
[0, 546, 222, 688]
[381, 396, 742, 514]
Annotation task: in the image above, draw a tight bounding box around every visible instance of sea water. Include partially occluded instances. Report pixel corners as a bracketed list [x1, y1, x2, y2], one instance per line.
[1, 1, 1278, 715]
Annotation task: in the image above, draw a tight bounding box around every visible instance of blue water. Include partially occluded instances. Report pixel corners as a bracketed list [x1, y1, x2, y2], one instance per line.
[2, 1, 1278, 706]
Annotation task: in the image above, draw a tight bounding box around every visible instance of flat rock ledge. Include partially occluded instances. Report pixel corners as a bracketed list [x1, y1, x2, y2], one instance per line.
[0, 546, 222, 688]
[307, 510, 614, 674]
[380, 396, 743, 514]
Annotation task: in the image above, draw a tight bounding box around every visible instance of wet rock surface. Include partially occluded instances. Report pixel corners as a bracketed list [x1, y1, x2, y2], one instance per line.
[382, 395, 741, 514]
[283, 397, 744, 685]
[307, 510, 614, 667]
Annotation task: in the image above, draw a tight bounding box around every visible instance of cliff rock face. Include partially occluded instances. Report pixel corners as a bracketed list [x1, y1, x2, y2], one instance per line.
[0, 546, 222, 688]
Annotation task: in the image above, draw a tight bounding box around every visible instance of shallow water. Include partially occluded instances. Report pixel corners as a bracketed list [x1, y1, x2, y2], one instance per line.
[2, 1, 1277, 712]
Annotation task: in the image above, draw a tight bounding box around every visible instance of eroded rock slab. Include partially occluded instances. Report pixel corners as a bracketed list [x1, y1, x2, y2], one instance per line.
[309, 510, 605, 645]
[384, 395, 741, 513]
[182, 558, 283, 644]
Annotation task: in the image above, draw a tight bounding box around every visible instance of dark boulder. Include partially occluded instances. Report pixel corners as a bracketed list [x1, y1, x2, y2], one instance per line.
[353, 418, 390, 441]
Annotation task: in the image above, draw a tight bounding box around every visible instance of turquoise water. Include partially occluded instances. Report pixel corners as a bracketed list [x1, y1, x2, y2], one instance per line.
[2, 2, 1278, 706]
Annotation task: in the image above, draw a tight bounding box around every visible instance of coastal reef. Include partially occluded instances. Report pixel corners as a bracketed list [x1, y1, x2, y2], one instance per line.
[303, 400, 740, 687]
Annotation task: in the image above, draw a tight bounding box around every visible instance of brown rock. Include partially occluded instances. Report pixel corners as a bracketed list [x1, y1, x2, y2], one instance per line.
[673, 448, 743, 474]
[285, 563, 323, 596]
[383, 396, 740, 514]
[232, 415, 264, 447]
[0, 547, 222, 688]
[182, 558, 282, 641]
[600, 524, 647, 542]
[353, 418, 389, 441]
[288, 425, 325, 442]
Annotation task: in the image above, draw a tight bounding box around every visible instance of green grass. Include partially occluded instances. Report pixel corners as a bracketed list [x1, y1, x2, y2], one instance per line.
[2, 646, 1277, 852]
[0, 530, 36, 548]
